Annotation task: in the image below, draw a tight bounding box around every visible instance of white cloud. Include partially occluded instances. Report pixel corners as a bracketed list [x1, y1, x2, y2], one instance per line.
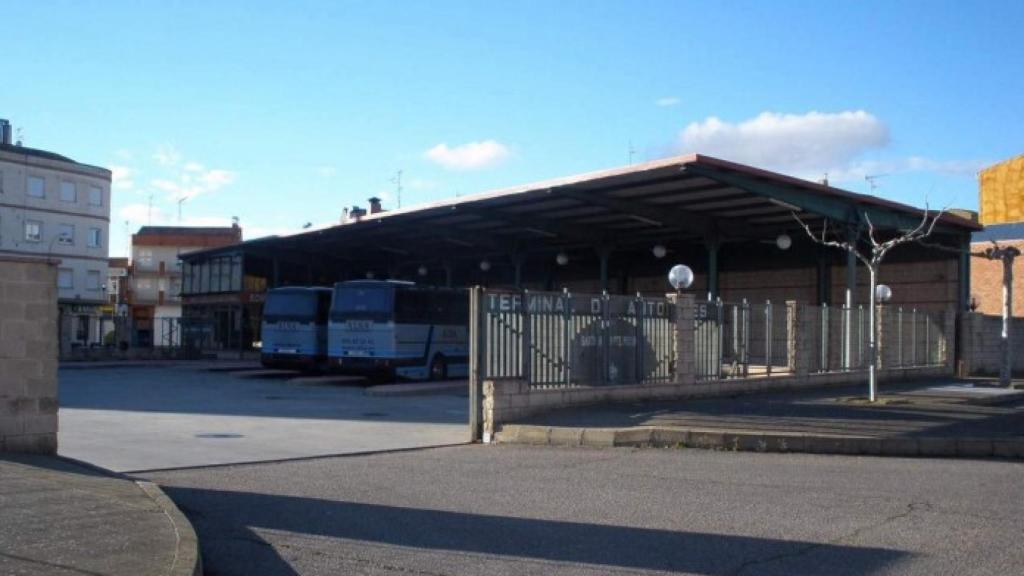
[110, 165, 135, 190]
[678, 110, 889, 179]
[150, 167, 235, 202]
[425, 140, 510, 171]
[316, 165, 336, 178]
[183, 161, 206, 172]
[153, 144, 182, 167]
[656, 97, 681, 107]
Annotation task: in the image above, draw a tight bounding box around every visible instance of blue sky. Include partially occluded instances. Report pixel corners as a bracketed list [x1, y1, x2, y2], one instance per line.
[4, 0, 1022, 256]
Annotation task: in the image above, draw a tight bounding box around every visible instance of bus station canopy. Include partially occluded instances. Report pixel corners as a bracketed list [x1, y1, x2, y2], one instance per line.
[190, 154, 979, 267]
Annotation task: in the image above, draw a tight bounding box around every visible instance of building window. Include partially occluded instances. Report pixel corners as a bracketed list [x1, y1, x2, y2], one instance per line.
[60, 181, 77, 203]
[87, 270, 101, 291]
[28, 176, 45, 198]
[137, 278, 153, 290]
[137, 249, 153, 267]
[88, 228, 102, 248]
[58, 268, 74, 289]
[88, 185, 102, 206]
[58, 223, 75, 245]
[24, 220, 42, 242]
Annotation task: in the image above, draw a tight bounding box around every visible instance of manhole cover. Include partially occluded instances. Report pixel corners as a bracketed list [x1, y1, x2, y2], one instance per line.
[360, 412, 389, 418]
[195, 433, 244, 439]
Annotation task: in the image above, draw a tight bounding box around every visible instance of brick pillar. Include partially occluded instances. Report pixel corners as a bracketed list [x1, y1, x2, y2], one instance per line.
[876, 305, 888, 370]
[668, 293, 695, 384]
[788, 302, 813, 378]
[943, 308, 957, 374]
[786, 301, 797, 373]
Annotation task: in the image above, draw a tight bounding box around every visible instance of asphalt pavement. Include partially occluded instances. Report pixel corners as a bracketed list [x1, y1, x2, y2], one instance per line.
[0, 454, 194, 576]
[145, 444, 1024, 576]
[58, 365, 468, 472]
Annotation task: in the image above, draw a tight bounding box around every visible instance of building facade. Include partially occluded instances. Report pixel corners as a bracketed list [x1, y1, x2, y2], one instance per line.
[0, 119, 111, 352]
[127, 225, 241, 346]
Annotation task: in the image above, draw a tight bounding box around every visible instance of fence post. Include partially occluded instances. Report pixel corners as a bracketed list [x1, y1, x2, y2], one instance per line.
[521, 290, 531, 384]
[562, 288, 571, 386]
[635, 292, 644, 383]
[786, 301, 798, 374]
[468, 286, 484, 442]
[765, 300, 773, 376]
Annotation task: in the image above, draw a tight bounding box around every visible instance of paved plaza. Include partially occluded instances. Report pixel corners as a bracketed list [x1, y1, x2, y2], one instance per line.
[58, 365, 469, 472]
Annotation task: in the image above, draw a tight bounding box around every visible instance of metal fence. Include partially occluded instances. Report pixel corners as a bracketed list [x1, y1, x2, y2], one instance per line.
[476, 289, 676, 388]
[808, 305, 947, 373]
[694, 300, 793, 380]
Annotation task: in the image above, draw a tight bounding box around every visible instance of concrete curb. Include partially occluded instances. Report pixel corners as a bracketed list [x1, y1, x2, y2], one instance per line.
[496, 424, 1024, 459]
[365, 381, 467, 397]
[136, 481, 203, 576]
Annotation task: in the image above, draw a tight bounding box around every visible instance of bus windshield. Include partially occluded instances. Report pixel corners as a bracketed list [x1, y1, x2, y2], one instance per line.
[264, 290, 319, 321]
[331, 284, 394, 321]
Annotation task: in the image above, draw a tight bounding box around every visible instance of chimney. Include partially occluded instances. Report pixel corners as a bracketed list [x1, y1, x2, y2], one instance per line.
[0, 119, 11, 145]
[350, 205, 367, 222]
[368, 197, 383, 214]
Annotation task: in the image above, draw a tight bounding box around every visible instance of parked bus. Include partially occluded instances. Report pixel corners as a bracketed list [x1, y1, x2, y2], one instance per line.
[328, 280, 468, 380]
[260, 287, 333, 371]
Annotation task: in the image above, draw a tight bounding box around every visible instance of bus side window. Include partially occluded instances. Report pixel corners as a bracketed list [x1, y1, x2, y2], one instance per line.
[396, 288, 430, 324]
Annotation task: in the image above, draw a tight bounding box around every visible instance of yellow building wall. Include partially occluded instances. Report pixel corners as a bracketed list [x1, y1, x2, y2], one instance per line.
[980, 154, 1024, 224]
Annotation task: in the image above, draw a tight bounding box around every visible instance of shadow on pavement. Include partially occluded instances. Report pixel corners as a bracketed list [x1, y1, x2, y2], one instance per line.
[164, 486, 911, 576]
[58, 367, 467, 425]
[521, 382, 1024, 439]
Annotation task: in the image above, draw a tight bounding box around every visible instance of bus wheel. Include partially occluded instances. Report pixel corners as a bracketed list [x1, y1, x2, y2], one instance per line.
[429, 355, 448, 381]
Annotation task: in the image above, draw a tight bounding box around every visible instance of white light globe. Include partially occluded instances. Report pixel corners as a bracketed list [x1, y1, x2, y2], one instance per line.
[668, 264, 694, 291]
[417, 265, 428, 277]
[556, 252, 569, 266]
[479, 260, 491, 272]
[365, 271, 376, 279]
[652, 244, 667, 259]
[875, 284, 892, 303]
[776, 234, 792, 250]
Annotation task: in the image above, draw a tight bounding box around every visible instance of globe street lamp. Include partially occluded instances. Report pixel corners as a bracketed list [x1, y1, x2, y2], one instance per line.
[668, 264, 694, 294]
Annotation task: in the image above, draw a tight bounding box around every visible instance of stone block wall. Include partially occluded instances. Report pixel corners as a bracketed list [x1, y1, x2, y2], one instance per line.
[0, 257, 59, 454]
[959, 312, 1024, 375]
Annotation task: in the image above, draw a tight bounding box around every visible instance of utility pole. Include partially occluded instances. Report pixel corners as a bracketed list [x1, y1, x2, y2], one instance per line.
[628, 141, 636, 165]
[988, 244, 1020, 386]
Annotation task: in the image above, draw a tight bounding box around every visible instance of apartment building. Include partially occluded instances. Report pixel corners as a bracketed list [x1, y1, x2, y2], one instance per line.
[128, 225, 241, 346]
[0, 119, 111, 351]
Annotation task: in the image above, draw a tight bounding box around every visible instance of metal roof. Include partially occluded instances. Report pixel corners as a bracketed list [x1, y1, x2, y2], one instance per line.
[972, 222, 1024, 242]
[184, 154, 979, 264]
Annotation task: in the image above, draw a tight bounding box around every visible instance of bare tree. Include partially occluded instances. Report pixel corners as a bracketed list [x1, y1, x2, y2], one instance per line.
[793, 206, 947, 402]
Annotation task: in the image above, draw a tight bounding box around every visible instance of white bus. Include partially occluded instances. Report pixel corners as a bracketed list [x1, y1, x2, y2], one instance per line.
[260, 287, 333, 371]
[328, 280, 469, 380]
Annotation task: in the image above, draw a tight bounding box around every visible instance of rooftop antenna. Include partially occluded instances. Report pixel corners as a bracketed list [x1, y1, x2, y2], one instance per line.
[15, 126, 24, 146]
[390, 170, 403, 208]
[865, 173, 889, 194]
[124, 220, 130, 255]
[628, 141, 636, 165]
[147, 192, 154, 224]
